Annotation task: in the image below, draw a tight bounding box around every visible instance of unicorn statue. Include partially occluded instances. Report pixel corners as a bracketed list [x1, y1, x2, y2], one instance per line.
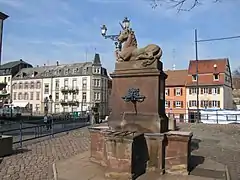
[116, 23, 163, 67]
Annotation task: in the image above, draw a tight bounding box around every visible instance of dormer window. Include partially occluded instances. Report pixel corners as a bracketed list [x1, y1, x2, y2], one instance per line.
[65, 69, 69, 75]
[213, 73, 219, 81]
[192, 74, 197, 81]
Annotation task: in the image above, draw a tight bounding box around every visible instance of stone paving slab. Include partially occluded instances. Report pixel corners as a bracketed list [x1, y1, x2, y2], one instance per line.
[56, 151, 225, 180]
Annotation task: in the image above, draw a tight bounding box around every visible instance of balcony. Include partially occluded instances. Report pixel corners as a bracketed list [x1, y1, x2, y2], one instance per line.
[60, 99, 79, 106]
[61, 86, 79, 93]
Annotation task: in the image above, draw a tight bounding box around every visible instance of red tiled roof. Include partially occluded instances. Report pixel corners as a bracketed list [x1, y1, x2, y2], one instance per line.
[186, 58, 229, 86]
[165, 70, 188, 86]
[188, 58, 228, 74]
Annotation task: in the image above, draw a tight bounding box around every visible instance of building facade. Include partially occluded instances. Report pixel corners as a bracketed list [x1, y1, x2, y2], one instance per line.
[186, 58, 233, 110]
[165, 70, 188, 122]
[0, 59, 32, 105]
[12, 54, 110, 116]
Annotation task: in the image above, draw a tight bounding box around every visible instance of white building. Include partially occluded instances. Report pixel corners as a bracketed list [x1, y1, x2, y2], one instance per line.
[11, 54, 110, 116]
[186, 58, 233, 111]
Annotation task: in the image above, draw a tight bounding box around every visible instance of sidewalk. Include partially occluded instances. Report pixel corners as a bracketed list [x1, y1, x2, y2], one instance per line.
[55, 151, 228, 180]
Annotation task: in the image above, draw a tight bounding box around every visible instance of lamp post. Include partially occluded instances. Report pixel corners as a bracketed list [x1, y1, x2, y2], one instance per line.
[0, 12, 8, 65]
[100, 17, 130, 50]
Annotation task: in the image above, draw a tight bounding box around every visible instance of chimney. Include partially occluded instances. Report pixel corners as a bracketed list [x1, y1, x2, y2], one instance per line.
[56, 61, 59, 66]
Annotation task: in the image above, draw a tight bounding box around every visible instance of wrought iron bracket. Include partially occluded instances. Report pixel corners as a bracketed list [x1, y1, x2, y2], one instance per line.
[104, 34, 119, 41]
[122, 88, 145, 103]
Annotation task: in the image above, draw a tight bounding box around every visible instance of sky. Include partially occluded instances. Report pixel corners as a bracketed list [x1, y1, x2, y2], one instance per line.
[0, 0, 240, 73]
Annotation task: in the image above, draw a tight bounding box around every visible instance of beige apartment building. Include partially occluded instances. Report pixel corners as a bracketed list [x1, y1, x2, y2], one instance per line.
[186, 58, 233, 110]
[11, 54, 110, 116]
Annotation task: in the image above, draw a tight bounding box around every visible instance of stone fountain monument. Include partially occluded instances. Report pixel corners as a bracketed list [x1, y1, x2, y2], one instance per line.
[89, 18, 193, 179]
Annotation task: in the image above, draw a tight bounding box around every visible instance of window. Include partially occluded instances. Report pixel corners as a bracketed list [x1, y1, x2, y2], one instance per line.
[94, 92, 100, 100]
[211, 100, 220, 108]
[36, 81, 41, 89]
[189, 100, 197, 107]
[165, 101, 170, 108]
[165, 89, 169, 96]
[55, 104, 60, 113]
[55, 80, 59, 90]
[24, 93, 28, 100]
[174, 88, 182, 96]
[93, 79, 100, 87]
[19, 83, 23, 89]
[201, 88, 208, 94]
[63, 106, 68, 112]
[18, 93, 22, 100]
[55, 92, 59, 101]
[74, 68, 79, 73]
[212, 87, 220, 94]
[64, 79, 68, 88]
[35, 104, 40, 112]
[213, 73, 219, 81]
[4, 77, 6, 83]
[36, 92, 40, 100]
[192, 75, 197, 81]
[189, 88, 197, 94]
[44, 84, 49, 94]
[24, 82, 28, 89]
[82, 78, 87, 88]
[8, 77, 10, 82]
[64, 94, 68, 101]
[173, 101, 183, 108]
[94, 68, 100, 74]
[13, 92, 17, 100]
[73, 93, 77, 100]
[82, 92, 87, 102]
[72, 79, 77, 88]
[65, 69, 69, 75]
[30, 81, 34, 89]
[30, 92, 34, 100]
[200, 100, 208, 108]
[12, 83, 16, 89]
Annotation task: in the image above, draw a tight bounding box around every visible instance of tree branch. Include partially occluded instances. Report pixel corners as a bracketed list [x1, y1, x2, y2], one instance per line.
[150, 0, 222, 11]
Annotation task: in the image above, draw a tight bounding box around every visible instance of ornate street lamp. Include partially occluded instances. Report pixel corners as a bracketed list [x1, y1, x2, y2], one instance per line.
[100, 17, 131, 50]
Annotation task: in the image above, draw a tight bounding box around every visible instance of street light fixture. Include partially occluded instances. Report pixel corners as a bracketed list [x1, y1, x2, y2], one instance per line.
[100, 17, 131, 50]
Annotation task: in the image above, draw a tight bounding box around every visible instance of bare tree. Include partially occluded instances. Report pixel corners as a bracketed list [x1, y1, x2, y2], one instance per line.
[150, 0, 222, 12]
[233, 67, 240, 77]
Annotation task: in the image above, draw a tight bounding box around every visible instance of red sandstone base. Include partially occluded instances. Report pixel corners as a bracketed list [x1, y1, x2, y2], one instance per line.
[89, 126, 193, 179]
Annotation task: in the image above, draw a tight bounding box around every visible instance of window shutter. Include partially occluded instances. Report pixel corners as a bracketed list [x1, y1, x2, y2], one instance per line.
[168, 101, 170, 107]
[217, 101, 220, 107]
[217, 88, 220, 94]
[200, 101, 203, 107]
[168, 89, 170, 95]
[173, 101, 176, 108]
[180, 88, 182, 96]
[181, 101, 183, 108]
[174, 89, 176, 96]
[201, 88, 203, 94]
[189, 88, 192, 95]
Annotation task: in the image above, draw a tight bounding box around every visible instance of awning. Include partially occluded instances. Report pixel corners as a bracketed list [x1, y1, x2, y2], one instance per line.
[12, 102, 29, 107]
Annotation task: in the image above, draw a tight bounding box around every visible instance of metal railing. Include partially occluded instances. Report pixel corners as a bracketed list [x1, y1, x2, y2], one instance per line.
[166, 108, 240, 124]
[0, 117, 90, 148]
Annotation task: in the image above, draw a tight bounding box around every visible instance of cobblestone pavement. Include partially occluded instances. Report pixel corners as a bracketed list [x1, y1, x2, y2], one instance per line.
[0, 127, 90, 180]
[1, 123, 240, 180]
[178, 123, 240, 180]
